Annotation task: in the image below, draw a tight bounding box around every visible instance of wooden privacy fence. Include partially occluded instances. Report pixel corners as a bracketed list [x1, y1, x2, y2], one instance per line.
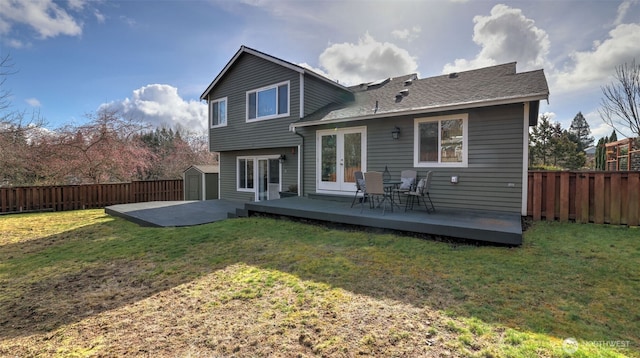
[0, 180, 184, 213]
[527, 171, 639, 226]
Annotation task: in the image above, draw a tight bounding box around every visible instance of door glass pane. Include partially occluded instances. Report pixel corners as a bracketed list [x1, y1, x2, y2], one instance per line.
[258, 159, 268, 201]
[321, 134, 337, 182]
[269, 159, 279, 184]
[343, 132, 361, 183]
[441, 119, 463, 163]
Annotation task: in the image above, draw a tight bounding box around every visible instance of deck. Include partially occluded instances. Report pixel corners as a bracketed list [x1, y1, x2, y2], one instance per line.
[245, 197, 523, 245]
[105, 200, 244, 227]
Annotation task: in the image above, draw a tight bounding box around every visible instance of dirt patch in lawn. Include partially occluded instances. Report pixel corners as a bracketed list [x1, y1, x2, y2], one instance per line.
[2, 263, 467, 357]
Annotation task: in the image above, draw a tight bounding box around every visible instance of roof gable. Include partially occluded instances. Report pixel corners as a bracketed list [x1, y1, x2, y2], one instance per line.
[200, 46, 349, 100]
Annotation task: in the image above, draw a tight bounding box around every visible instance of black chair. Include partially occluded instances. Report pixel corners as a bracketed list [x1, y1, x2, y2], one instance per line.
[350, 171, 367, 208]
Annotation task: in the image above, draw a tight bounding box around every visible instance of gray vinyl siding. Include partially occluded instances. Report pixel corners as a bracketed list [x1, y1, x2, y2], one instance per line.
[219, 148, 298, 202]
[299, 103, 527, 213]
[208, 53, 301, 152]
[303, 75, 353, 117]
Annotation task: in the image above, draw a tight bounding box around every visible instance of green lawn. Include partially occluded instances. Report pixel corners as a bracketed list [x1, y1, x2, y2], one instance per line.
[0, 210, 638, 357]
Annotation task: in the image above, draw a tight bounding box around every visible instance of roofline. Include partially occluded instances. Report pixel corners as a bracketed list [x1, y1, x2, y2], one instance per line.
[290, 93, 549, 130]
[200, 46, 350, 100]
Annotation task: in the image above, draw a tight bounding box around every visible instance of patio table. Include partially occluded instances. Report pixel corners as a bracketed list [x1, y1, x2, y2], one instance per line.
[383, 180, 402, 209]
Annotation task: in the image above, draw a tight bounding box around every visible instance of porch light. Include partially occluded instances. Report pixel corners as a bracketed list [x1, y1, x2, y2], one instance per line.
[392, 126, 400, 140]
[279, 154, 286, 163]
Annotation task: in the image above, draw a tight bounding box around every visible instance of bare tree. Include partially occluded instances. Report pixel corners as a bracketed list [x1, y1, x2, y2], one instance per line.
[0, 54, 46, 133]
[44, 109, 153, 184]
[599, 60, 640, 137]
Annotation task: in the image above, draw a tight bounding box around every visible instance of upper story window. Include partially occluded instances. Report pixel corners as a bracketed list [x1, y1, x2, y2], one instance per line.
[246, 81, 289, 122]
[414, 113, 468, 168]
[210, 97, 227, 128]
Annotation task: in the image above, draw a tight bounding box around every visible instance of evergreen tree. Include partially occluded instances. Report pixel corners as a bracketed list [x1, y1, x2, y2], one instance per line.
[568, 111, 594, 151]
[530, 114, 586, 169]
[595, 137, 608, 170]
[609, 130, 617, 142]
[529, 114, 556, 166]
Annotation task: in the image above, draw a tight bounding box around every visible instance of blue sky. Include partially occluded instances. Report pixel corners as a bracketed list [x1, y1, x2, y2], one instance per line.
[1, 0, 639, 140]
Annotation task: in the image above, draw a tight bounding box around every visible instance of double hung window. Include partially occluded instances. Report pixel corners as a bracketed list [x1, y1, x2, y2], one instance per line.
[414, 114, 468, 167]
[210, 97, 227, 128]
[246, 81, 289, 121]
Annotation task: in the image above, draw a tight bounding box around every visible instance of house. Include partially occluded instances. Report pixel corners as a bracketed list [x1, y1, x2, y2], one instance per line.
[201, 46, 549, 216]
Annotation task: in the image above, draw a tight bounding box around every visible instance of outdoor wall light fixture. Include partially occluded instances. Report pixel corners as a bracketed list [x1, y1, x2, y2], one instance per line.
[392, 126, 401, 140]
[279, 154, 287, 163]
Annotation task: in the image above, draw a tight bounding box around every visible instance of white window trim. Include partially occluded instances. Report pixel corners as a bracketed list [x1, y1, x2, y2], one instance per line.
[414, 113, 469, 168]
[210, 97, 227, 128]
[236, 155, 283, 195]
[246, 81, 290, 122]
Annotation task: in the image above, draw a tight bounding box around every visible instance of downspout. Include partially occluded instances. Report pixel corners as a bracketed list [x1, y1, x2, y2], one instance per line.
[292, 126, 304, 197]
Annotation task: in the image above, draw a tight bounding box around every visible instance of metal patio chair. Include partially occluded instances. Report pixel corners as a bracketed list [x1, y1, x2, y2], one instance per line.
[392, 169, 417, 204]
[404, 171, 435, 213]
[362, 171, 393, 215]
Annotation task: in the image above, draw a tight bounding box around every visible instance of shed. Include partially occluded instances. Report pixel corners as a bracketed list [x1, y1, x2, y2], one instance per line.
[183, 165, 219, 200]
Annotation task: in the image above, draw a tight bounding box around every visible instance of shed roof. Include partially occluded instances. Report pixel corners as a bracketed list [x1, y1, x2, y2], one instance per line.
[184, 165, 219, 174]
[292, 62, 549, 128]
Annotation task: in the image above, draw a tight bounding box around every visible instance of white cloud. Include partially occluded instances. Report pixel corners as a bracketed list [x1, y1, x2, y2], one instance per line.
[614, 0, 638, 26]
[297, 62, 331, 79]
[391, 26, 421, 42]
[67, 0, 87, 11]
[443, 4, 550, 73]
[25, 98, 41, 107]
[0, 0, 82, 39]
[552, 23, 640, 93]
[584, 110, 615, 140]
[316, 33, 419, 85]
[99, 84, 208, 131]
[94, 10, 106, 24]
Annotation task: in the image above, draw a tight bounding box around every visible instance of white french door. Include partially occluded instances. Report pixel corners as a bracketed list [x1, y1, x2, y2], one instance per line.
[316, 127, 366, 192]
[238, 155, 281, 201]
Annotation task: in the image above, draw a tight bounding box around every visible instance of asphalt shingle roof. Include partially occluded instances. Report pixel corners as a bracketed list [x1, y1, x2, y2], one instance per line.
[298, 62, 549, 124]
